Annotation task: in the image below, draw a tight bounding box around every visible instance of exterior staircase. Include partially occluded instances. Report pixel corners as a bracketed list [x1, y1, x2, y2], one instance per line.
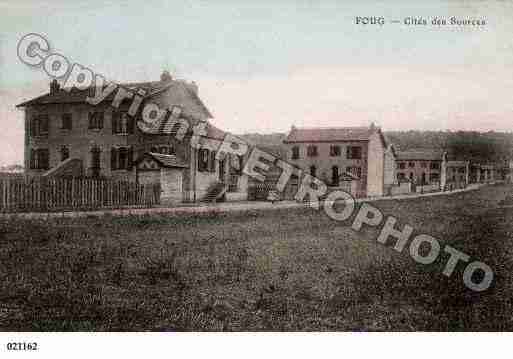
[201, 181, 227, 203]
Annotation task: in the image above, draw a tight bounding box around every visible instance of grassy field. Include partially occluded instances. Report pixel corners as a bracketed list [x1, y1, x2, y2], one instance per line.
[1, 184, 513, 331]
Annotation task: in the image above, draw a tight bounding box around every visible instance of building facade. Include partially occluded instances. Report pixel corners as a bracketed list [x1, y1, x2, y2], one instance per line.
[282, 124, 387, 197]
[17, 73, 249, 204]
[395, 150, 444, 185]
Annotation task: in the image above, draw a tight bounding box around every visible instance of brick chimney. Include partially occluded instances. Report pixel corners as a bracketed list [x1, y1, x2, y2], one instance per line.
[160, 70, 172, 82]
[50, 79, 60, 94]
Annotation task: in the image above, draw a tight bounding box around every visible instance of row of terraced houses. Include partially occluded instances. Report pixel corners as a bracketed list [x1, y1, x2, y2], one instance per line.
[16, 74, 511, 206]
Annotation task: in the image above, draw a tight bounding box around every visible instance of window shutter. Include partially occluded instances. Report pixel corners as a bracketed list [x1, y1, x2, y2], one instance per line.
[112, 112, 118, 134]
[30, 149, 35, 169]
[127, 116, 135, 134]
[29, 118, 35, 136]
[128, 147, 134, 170]
[111, 147, 117, 170]
[41, 116, 49, 134]
[238, 155, 244, 174]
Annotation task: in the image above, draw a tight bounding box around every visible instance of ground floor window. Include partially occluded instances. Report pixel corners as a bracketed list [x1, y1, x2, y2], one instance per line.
[91, 146, 102, 177]
[310, 165, 316, 178]
[111, 146, 133, 170]
[60, 146, 70, 161]
[332, 166, 339, 186]
[228, 174, 239, 192]
[29, 148, 49, 170]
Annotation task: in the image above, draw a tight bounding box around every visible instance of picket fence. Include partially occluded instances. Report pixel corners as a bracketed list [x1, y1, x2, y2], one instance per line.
[0, 177, 160, 213]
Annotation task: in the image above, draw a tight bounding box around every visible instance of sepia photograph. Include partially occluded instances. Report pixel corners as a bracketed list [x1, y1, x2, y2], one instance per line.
[1, 0, 512, 357]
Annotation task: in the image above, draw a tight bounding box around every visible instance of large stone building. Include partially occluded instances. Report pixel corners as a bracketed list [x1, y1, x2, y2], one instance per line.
[282, 124, 387, 197]
[16, 72, 250, 204]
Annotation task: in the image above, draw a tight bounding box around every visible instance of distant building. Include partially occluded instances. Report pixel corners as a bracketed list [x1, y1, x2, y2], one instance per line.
[283, 123, 387, 197]
[395, 150, 444, 185]
[442, 159, 469, 190]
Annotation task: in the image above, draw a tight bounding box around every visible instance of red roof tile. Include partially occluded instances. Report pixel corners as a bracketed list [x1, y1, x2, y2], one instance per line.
[284, 126, 381, 143]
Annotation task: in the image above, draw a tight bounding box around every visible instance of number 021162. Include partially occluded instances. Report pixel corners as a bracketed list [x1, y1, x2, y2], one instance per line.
[6, 342, 38, 351]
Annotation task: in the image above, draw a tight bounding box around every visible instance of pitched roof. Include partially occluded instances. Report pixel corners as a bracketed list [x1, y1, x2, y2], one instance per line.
[16, 78, 213, 118]
[16, 81, 170, 107]
[144, 153, 189, 168]
[284, 126, 376, 143]
[446, 160, 469, 167]
[17, 78, 225, 139]
[396, 150, 443, 161]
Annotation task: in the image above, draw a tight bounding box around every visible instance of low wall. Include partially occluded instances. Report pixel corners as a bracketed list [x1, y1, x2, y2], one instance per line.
[390, 182, 411, 196]
[415, 184, 440, 193]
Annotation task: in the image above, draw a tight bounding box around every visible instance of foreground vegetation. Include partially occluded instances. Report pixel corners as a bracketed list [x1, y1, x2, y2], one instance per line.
[1, 184, 513, 331]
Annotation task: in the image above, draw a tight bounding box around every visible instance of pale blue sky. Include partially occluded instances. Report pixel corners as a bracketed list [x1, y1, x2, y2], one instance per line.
[1, 0, 513, 165]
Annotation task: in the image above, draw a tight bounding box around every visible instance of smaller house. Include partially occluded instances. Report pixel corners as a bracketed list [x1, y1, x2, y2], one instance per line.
[395, 150, 444, 185]
[135, 152, 189, 204]
[441, 159, 469, 190]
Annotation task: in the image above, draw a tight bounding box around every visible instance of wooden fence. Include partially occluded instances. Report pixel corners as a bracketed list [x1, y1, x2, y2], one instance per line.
[0, 177, 160, 213]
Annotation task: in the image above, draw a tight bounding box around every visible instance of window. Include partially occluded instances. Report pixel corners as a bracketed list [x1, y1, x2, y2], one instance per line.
[209, 151, 217, 173]
[398, 162, 406, 170]
[346, 166, 362, 178]
[331, 166, 339, 186]
[91, 146, 102, 177]
[397, 173, 406, 181]
[111, 146, 133, 170]
[330, 145, 341, 157]
[307, 145, 318, 157]
[430, 173, 440, 182]
[430, 162, 440, 170]
[458, 167, 465, 174]
[88, 111, 104, 130]
[346, 146, 362, 159]
[291, 146, 300, 160]
[198, 148, 209, 172]
[409, 173, 414, 182]
[29, 148, 49, 170]
[421, 162, 427, 168]
[228, 174, 239, 192]
[310, 165, 316, 177]
[30, 115, 49, 137]
[112, 111, 134, 134]
[230, 154, 243, 175]
[421, 173, 426, 185]
[218, 158, 226, 182]
[61, 113, 72, 130]
[60, 146, 70, 161]
[408, 162, 415, 168]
